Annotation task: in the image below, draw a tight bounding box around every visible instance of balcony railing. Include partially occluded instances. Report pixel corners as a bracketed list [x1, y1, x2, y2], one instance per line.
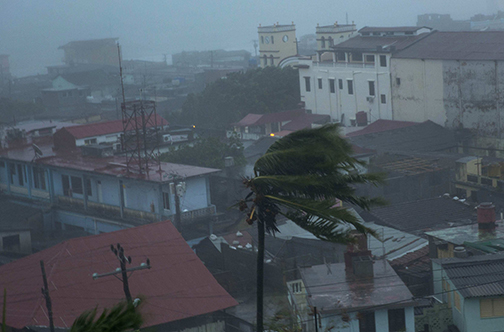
[313, 61, 376, 69]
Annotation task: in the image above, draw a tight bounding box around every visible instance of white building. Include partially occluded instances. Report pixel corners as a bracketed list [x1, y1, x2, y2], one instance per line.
[298, 26, 432, 126]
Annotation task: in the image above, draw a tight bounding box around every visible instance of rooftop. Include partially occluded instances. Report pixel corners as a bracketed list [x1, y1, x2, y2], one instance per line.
[360, 196, 476, 234]
[0, 221, 237, 329]
[5, 121, 78, 135]
[332, 34, 428, 52]
[426, 220, 504, 245]
[59, 114, 169, 139]
[359, 26, 432, 33]
[393, 31, 504, 61]
[59, 69, 118, 87]
[347, 120, 458, 153]
[301, 260, 414, 313]
[233, 109, 305, 127]
[58, 38, 119, 50]
[435, 253, 504, 298]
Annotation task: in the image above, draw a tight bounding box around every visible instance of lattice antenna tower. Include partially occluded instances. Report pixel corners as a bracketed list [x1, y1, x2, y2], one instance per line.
[117, 43, 160, 176]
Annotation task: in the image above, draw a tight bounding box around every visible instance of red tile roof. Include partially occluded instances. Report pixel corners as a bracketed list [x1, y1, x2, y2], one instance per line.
[61, 115, 169, 139]
[0, 221, 237, 329]
[345, 119, 419, 137]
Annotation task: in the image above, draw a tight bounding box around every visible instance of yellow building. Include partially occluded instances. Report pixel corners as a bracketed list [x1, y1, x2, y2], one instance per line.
[454, 156, 504, 199]
[258, 23, 297, 67]
[316, 21, 357, 61]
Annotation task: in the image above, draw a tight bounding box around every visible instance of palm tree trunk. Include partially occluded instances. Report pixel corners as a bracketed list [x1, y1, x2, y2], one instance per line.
[256, 219, 265, 332]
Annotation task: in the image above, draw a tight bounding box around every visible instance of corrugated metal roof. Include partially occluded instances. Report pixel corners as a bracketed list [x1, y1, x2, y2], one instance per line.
[0, 221, 237, 329]
[332, 34, 427, 52]
[359, 26, 429, 33]
[393, 31, 504, 61]
[233, 110, 305, 127]
[441, 254, 504, 298]
[62, 115, 169, 139]
[346, 119, 419, 137]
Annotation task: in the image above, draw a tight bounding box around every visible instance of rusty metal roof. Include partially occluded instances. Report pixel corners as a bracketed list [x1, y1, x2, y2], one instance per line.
[61, 115, 169, 139]
[0, 221, 237, 329]
[233, 110, 305, 127]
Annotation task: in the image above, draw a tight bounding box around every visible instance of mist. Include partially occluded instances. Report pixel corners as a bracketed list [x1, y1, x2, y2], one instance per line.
[0, 0, 493, 77]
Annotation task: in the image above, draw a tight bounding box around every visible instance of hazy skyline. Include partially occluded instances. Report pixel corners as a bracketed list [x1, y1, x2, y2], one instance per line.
[0, 0, 499, 77]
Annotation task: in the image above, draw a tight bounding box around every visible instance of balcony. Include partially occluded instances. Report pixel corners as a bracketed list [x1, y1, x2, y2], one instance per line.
[313, 61, 376, 69]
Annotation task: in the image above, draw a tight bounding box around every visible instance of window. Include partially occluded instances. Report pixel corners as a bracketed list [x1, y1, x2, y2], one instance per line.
[263, 55, 267, 66]
[85, 178, 92, 196]
[84, 138, 97, 145]
[388, 308, 405, 332]
[271, 35, 274, 44]
[337, 52, 345, 61]
[480, 298, 504, 318]
[352, 52, 363, 62]
[163, 192, 170, 210]
[261, 36, 264, 44]
[380, 55, 387, 67]
[290, 281, 303, 294]
[328, 37, 334, 46]
[454, 291, 461, 311]
[443, 279, 452, 308]
[481, 177, 493, 186]
[338, 79, 343, 90]
[318, 78, 323, 89]
[62, 175, 70, 196]
[396, 77, 401, 86]
[381, 94, 387, 104]
[358, 311, 376, 332]
[2, 235, 20, 252]
[17, 164, 24, 186]
[71, 176, 83, 194]
[467, 174, 478, 183]
[269, 55, 274, 66]
[365, 54, 375, 63]
[304, 77, 311, 92]
[33, 167, 46, 190]
[9, 163, 15, 185]
[329, 79, 335, 93]
[368, 81, 375, 96]
[321, 37, 325, 48]
[347, 80, 354, 95]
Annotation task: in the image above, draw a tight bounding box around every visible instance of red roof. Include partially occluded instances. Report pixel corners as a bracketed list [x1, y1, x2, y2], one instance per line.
[0, 221, 237, 329]
[62, 115, 169, 139]
[345, 119, 419, 137]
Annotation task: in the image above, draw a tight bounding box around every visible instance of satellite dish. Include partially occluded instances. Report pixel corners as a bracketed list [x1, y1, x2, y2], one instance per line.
[32, 144, 43, 158]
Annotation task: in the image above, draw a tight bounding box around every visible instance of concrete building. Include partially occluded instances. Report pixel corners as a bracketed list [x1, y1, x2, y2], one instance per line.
[315, 22, 357, 58]
[298, 26, 431, 126]
[58, 38, 119, 66]
[391, 31, 504, 141]
[258, 23, 297, 67]
[0, 135, 219, 235]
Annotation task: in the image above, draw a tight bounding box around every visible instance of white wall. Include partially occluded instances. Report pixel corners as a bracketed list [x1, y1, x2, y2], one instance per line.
[391, 58, 446, 125]
[299, 55, 392, 126]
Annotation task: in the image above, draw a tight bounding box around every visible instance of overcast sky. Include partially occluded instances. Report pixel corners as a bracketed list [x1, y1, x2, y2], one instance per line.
[0, 0, 498, 77]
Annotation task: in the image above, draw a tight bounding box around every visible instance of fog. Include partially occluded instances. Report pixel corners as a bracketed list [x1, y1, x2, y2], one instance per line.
[0, 0, 496, 77]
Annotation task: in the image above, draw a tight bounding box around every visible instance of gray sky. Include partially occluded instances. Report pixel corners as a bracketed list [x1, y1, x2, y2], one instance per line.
[0, 0, 496, 77]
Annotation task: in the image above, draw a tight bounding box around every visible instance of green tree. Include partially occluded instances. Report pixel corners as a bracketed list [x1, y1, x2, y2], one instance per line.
[179, 67, 300, 130]
[160, 134, 246, 169]
[70, 302, 142, 332]
[236, 124, 384, 331]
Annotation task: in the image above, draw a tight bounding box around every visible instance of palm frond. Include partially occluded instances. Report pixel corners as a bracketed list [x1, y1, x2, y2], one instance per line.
[70, 302, 142, 332]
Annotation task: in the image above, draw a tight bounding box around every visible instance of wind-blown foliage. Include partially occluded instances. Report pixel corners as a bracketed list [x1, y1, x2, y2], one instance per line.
[160, 134, 246, 168]
[178, 66, 300, 129]
[237, 124, 385, 331]
[69, 302, 142, 332]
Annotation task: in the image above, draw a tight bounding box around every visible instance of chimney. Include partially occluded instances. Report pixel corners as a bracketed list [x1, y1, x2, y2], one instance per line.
[454, 246, 468, 258]
[344, 231, 371, 270]
[477, 202, 496, 230]
[352, 256, 374, 278]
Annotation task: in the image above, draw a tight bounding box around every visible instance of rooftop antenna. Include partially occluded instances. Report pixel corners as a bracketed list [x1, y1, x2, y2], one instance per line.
[117, 43, 126, 104]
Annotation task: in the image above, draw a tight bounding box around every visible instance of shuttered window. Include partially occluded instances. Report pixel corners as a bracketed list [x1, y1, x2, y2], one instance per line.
[454, 291, 461, 311]
[480, 298, 504, 318]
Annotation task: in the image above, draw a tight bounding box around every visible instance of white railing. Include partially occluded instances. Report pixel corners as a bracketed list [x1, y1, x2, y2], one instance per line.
[313, 61, 376, 69]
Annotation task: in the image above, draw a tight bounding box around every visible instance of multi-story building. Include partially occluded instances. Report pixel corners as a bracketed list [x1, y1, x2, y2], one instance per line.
[298, 26, 431, 126]
[315, 22, 357, 60]
[0, 136, 219, 235]
[58, 38, 119, 66]
[258, 23, 297, 67]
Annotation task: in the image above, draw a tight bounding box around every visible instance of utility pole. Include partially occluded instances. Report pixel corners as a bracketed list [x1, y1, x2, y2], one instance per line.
[93, 244, 151, 303]
[40, 260, 55, 332]
[171, 176, 186, 233]
[314, 306, 318, 332]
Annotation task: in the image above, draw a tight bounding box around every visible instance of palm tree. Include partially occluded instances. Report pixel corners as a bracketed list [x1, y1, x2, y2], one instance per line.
[237, 124, 384, 331]
[70, 302, 142, 332]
